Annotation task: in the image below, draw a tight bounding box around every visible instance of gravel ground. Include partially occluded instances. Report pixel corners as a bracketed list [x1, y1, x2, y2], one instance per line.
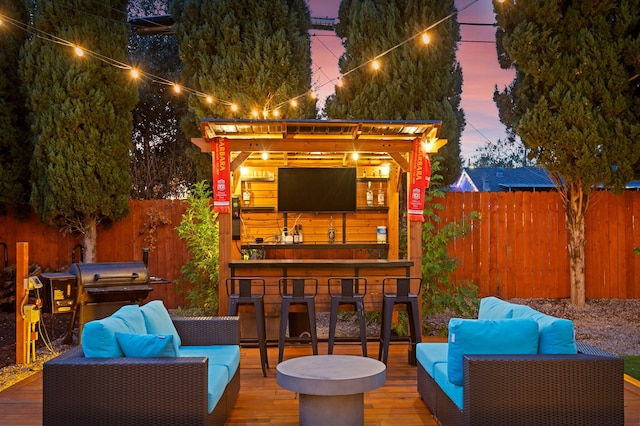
[1, 297, 639, 392]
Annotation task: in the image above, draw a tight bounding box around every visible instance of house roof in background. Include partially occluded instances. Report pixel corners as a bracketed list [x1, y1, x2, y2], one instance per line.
[451, 167, 556, 192]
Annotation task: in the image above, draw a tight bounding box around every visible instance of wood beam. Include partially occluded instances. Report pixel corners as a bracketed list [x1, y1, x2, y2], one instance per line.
[230, 152, 253, 171]
[389, 153, 410, 172]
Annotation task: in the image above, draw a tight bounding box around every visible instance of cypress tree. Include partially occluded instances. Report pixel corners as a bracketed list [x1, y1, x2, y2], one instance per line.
[0, 1, 30, 209]
[324, 0, 464, 184]
[171, 0, 316, 174]
[20, 0, 138, 261]
[494, 0, 640, 306]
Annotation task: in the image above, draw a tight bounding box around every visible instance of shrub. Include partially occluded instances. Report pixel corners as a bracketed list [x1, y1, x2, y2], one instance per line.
[174, 181, 219, 315]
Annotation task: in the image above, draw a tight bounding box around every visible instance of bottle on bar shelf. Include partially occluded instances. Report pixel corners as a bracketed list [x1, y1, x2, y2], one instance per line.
[328, 217, 335, 243]
[366, 181, 374, 207]
[242, 181, 251, 207]
[377, 182, 385, 206]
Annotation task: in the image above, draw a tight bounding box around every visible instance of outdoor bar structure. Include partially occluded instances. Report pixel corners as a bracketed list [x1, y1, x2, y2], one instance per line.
[193, 119, 446, 335]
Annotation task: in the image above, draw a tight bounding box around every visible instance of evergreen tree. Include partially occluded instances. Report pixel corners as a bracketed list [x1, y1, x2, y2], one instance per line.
[20, 0, 138, 261]
[171, 0, 316, 181]
[471, 135, 528, 168]
[128, 0, 196, 199]
[493, 0, 640, 306]
[324, 0, 464, 184]
[0, 1, 30, 209]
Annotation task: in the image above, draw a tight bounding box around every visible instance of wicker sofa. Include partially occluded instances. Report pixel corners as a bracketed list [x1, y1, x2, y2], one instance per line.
[43, 301, 240, 426]
[417, 297, 624, 426]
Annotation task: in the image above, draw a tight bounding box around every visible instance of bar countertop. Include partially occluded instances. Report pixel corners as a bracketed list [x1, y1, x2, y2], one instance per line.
[229, 259, 413, 269]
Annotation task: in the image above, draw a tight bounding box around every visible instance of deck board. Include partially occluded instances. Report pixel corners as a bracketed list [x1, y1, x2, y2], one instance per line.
[0, 341, 638, 425]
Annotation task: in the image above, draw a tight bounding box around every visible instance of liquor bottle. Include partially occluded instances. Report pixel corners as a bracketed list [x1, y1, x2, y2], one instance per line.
[242, 181, 251, 207]
[328, 217, 335, 243]
[377, 182, 385, 206]
[293, 225, 300, 244]
[297, 224, 303, 244]
[366, 181, 374, 207]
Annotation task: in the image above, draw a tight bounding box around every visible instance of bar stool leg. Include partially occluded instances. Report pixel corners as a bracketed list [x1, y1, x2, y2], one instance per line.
[306, 299, 318, 355]
[379, 297, 395, 364]
[407, 299, 421, 366]
[254, 300, 268, 376]
[279, 299, 291, 363]
[356, 299, 368, 357]
[327, 297, 339, 354]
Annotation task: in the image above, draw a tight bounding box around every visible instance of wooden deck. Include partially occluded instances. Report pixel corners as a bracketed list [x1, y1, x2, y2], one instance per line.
[1, 341, 639, 425]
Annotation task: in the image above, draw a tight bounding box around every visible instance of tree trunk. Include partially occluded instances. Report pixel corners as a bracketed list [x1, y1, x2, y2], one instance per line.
[83, 220, 98, 263]
[561, 181, 589, 307]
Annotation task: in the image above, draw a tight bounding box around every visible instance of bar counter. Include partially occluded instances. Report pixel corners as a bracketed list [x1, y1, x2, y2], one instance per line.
[228, 259, 415, 315]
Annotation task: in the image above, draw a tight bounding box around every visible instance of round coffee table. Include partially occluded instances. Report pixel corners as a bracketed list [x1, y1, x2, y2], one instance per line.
[276, 355, 386, 426]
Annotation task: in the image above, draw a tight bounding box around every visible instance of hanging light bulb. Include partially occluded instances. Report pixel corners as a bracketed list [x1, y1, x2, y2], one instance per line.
[261, 152, 269, 161]
[205, 96, 213, 104]
[422, 32, 430, 45]
[74, 46, 84, 57]
[230, 104, 239, 112]
[309, 91, 317, 100]
[336, 78, 344, 88]
[173, 84, 181, 93]
[273, 109, 280, 117]
[290, 99, 298, 107]
[352, 152, 359, 161]
[251, 109, 260, 118]
[372, 59, 381, 71]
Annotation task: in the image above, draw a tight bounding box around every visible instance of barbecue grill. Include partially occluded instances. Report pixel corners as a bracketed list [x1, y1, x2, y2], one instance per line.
[63, 259, 154, 343]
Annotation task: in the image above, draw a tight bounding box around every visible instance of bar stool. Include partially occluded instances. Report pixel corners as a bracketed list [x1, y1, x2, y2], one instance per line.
[278, 277, 318, 363]
[327, 277, 368, 357]
[378, 276, 422, 365]
[226, 277, 268, 376]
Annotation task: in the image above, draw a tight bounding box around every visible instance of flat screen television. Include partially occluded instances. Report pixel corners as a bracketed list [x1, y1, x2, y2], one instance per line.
[278, 167, 357, 213]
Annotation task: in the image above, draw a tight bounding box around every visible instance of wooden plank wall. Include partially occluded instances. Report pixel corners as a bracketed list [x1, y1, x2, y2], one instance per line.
[1, 192, 640, 309]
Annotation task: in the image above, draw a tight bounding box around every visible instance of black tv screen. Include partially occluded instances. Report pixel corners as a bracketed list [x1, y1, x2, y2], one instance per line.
[278, 167, 357, 212]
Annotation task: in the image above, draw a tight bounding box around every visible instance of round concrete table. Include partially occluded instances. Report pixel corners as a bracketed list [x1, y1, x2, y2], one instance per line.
[276, 355, 386, 426]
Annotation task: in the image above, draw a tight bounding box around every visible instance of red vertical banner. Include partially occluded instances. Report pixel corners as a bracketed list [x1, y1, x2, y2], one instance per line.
[213, 137, 230, 213]
[408, 138, 431, 222]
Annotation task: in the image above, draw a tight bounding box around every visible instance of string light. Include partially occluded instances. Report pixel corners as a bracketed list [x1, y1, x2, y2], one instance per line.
[0, 0, 480, 119]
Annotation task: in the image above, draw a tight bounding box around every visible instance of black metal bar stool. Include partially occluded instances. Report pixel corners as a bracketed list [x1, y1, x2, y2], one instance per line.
[278, 277, 318, 363]
[378, 276, 422, 365]
[327, 277, 368, 357]
[226, 277, 268, 376]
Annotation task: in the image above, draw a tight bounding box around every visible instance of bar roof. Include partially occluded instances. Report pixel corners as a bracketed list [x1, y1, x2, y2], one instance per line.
[194, 119, 446, 170]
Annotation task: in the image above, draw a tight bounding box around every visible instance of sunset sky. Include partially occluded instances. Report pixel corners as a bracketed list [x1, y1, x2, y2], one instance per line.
[307, 0, 514, 162]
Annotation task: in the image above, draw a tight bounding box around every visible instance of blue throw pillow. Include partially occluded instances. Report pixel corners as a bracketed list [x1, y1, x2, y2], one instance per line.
[140, 300, 182, 353]
[115, 332, 177, 357]
[447, 318, 539, 386]
[478, 297, 514, 319]
[81, 304, 146, 358]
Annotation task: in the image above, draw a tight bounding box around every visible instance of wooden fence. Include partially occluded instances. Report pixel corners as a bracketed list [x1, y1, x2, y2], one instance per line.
[1, 192, 639, 309]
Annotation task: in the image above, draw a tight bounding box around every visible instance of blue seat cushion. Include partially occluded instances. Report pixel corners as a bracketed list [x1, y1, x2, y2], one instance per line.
[115, 332, 177, 357]
[434, 362, 464, 410]
[447, 318, 539, 386]
[206, 364, 228, 414]
[81, 304, 146, 358]
[510, 304, 577, 354]
[416, 343, 448, 377]
[478, 297, 514, 319]
[179, 345, 240, 383]
[140, 300, 182, 354]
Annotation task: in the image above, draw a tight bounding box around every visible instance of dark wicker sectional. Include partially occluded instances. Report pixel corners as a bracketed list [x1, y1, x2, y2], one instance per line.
[43, 316, 240, 426]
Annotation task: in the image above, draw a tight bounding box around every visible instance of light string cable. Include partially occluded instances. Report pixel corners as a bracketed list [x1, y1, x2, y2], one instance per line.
[0, 7, 231, 106]
[0, 0, 480, 115]
[275, 0, 481, 110]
